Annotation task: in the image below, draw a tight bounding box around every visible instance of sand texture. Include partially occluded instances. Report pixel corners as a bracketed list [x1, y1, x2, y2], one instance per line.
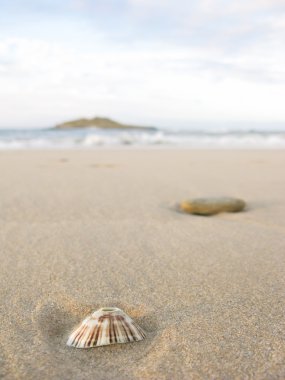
[0, 150, 285, 379]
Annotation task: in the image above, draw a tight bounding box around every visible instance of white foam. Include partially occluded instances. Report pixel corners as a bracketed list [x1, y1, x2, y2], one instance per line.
[0, 128, 284, 149]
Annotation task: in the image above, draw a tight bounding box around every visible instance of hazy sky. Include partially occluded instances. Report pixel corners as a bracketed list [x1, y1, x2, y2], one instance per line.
[0, 0, 285, 129]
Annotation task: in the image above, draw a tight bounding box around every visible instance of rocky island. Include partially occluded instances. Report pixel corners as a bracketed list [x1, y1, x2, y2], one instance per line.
[55, 117, 156, 130]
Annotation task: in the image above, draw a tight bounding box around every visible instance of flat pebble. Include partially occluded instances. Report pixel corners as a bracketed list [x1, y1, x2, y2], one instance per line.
[179, 197, 246, 216]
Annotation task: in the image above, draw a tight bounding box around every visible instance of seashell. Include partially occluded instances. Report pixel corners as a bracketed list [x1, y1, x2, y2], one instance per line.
[67, 307, 145, 348]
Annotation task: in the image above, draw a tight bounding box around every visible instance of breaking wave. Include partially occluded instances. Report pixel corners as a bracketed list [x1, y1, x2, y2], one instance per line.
[0, 127, 284, 149]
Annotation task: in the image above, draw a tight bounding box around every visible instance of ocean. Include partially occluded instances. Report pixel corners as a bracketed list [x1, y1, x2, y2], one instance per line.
[0, 127, 284, 149]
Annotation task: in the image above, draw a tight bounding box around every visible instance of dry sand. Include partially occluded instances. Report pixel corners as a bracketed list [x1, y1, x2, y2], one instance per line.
[0, 149, 284, 379]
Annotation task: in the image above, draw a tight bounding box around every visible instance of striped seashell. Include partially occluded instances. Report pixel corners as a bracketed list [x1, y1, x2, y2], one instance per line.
[67, 307, 145, 348]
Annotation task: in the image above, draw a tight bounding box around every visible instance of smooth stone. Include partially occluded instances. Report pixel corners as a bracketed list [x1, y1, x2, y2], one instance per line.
[179, 197, 246, 216]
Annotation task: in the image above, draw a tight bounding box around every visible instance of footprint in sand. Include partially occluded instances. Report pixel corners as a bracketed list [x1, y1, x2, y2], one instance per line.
[33, 298, 84, 349]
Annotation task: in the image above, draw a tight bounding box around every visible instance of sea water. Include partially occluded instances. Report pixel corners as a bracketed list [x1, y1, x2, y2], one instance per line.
[0, 127, 284, 149]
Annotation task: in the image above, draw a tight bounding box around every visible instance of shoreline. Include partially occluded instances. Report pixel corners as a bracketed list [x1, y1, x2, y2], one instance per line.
[1, 146, 285, 152]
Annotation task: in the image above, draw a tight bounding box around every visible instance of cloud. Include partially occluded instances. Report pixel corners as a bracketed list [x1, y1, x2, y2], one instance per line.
[0, 0, 285, 127]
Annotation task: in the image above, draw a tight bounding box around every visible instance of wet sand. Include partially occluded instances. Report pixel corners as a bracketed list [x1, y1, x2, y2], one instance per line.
[0, 150, 285, 379]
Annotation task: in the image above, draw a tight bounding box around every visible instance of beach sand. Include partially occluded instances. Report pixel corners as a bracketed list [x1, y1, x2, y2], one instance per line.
[0, 150, 284, 379]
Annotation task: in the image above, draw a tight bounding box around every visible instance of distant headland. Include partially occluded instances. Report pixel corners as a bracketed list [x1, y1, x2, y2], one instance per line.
[55, 117, 156, 130]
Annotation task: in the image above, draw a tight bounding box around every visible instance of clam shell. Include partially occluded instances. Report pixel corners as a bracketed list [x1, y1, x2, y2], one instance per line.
[67, 307, 145, 348]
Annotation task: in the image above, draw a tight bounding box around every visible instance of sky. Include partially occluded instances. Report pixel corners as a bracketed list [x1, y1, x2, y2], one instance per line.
[0, 0, 285, 129]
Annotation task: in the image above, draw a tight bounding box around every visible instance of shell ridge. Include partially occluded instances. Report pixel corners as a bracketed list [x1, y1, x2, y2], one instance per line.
[94, 321, 102, 346]
[71, 325, 86, 348]
[133, 321, 146, 339]
[86, 324, 97, 347]
[122, 318, 135, 342]
[118, 316, 130, 343]
[103, 318, 110, 346]
[89, 324, 99, 347]
[129, 321, 143, 341]
[78, 325, 90, 348]
[110, 316, 116, 344]
[107, 317, 113, 345]
[69, 324, 83, 346]
[112, 318, 118, 343]
[115, 317, 125, 343]
[71, 324, 87, 347]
